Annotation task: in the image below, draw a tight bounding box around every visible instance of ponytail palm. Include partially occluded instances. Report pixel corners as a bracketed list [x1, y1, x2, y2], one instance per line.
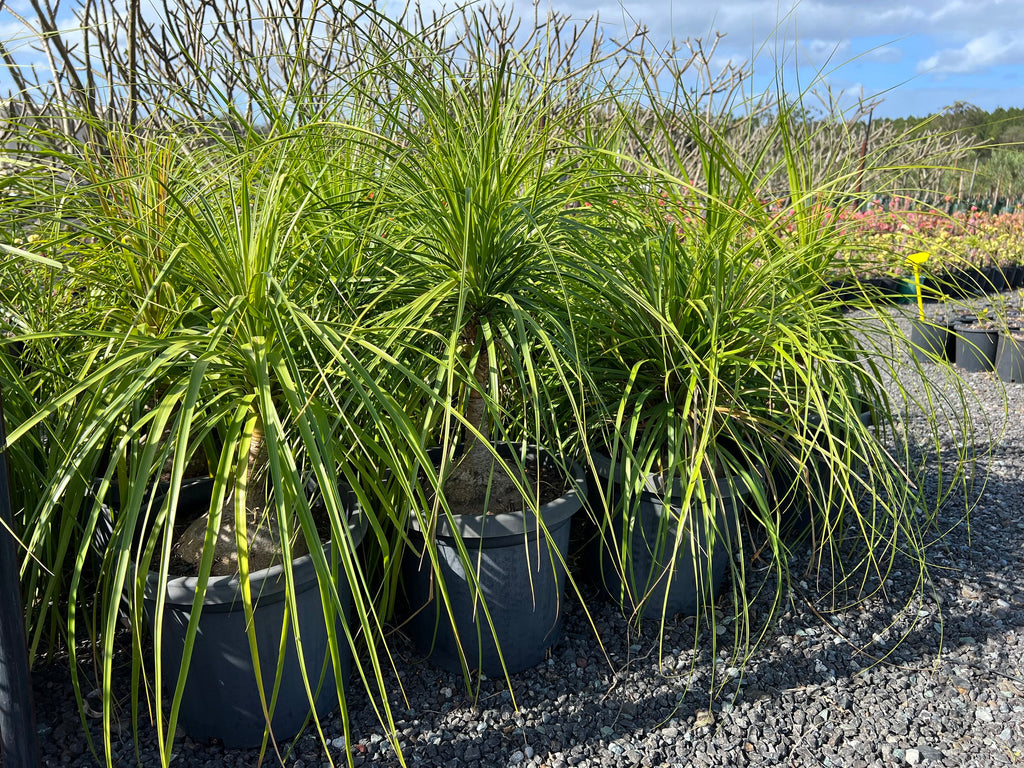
[2, 121, 418, 763]
[334, 46, 626, 684]
[576, 89, 976, 653]
[367, 52, 610, 502]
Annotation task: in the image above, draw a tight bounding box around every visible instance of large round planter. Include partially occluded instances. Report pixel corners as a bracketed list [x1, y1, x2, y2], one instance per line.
[144, 478, 365, 748]
[996, 333, 1024, 383]
[767, 407, 875, 545]
[909, 318, 956, 363]
[585, 453, 748, 621]
[955, 325, 999, 373]
[403, 443, 584, 676]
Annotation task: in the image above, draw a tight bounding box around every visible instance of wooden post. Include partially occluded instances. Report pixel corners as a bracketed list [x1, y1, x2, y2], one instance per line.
[0, 388, 40, 767]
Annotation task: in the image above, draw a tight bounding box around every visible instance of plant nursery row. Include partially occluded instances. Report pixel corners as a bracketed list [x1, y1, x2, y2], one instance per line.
[0, 4, 983, 765]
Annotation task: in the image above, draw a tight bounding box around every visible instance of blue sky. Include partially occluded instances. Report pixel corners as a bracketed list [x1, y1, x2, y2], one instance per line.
[523, 0, 1024, 118]
[3, 0, 1022, 119]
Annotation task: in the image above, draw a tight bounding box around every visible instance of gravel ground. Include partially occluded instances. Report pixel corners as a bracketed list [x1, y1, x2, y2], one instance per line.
[27, 305, 1024, 767]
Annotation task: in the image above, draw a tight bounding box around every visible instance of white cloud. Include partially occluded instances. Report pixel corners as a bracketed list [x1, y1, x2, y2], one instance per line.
[922, 0, 1024, 36]
[917, 30, 1024, 75]
[531, 1, 1024, 51]
[864, 45, 903, 65]
[799, 38, 852, 64]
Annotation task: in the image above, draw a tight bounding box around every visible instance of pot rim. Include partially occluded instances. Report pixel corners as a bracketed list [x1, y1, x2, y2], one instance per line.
[954, 324, 1000, 335]
[144, 477, 367, 607]
[409, 442, 585, 544]
[587, 450, 758, 503]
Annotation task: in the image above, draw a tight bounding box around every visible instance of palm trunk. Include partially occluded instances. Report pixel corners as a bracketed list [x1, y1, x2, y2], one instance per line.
[442, 336, 519, 515]
[461, 340, 491, 461]
[176, 413, 306, 576]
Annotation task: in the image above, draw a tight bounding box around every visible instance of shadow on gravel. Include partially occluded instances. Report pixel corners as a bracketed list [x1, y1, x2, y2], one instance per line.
[318, 437, 1024, 766]
[30, 447, 1024, 767]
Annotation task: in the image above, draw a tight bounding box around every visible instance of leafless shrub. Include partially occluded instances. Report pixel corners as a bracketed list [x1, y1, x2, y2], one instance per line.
[0, 0, 973, 199]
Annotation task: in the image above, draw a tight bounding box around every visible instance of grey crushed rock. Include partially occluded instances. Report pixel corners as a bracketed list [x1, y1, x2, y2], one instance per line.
[29, 305, 1024, 767]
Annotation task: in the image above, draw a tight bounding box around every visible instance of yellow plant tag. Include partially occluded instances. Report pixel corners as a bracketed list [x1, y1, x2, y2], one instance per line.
[908, 251, 930, 320]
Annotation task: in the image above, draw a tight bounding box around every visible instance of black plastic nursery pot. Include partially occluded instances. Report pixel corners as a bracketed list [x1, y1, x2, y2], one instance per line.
[936, 265, 1018, 298]
[955, 325, 999, 373]
[143, 478, 366, 748]
[1002, 266, 1019, 290]
[1011, 265, 1024, 290]
[857, 277, 906, 305]
[909, 318, 957, 363]
[996, 333, 1024, 383]
[821, 278, 906, 307]
[938, 267, 988, 299]
[403, 443, 585, 676]
[767, 408, 875, 546]
[584, 453, 749, 622]
[979, 267, 1006, 293]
